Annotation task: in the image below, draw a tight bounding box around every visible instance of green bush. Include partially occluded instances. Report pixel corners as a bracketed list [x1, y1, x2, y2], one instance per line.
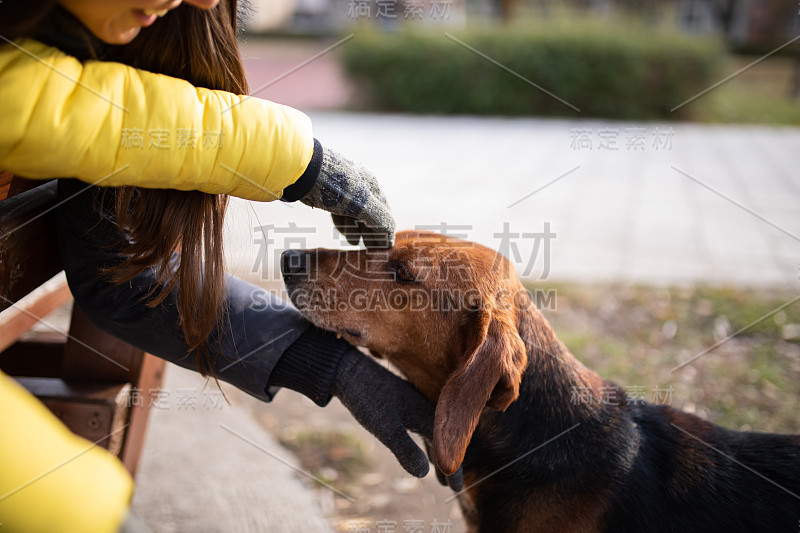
[339, 25, 724, 119]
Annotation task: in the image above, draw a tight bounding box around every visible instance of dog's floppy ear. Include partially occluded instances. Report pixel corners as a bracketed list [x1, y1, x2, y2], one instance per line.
[433, 308, 527, 476]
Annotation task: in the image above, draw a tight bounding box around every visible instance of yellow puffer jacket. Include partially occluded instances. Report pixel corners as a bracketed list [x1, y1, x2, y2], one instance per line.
[0, 38, 314, 201]
[0, 371, 134, 533]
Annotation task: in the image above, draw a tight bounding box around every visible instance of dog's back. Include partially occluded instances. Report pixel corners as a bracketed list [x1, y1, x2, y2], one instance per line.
[461, 377, 800, 532]
[605, 403, 800, 532]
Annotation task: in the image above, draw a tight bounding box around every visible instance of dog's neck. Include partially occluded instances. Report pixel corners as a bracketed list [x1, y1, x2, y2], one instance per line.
[389, 302, 610, 411]
[516, 303, 608, 413]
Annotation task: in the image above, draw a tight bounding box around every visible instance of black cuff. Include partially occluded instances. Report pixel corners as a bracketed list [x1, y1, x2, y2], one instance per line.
[281, 138, 323, 202]
[266, 326, 348, 406]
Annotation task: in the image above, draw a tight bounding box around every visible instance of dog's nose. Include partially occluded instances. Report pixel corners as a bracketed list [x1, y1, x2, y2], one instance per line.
[281, 249, 309, 276]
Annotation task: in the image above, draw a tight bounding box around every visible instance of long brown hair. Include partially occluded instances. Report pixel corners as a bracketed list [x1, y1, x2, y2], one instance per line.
[1, 0, 247, 377]
[0, 0, 58, 39]
[107, 1, 248, 377]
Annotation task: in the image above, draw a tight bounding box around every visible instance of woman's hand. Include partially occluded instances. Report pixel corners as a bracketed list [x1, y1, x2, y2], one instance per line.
[298, 146, 396, 249]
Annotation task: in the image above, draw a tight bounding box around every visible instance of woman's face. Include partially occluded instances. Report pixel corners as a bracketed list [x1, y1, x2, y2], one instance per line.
[58, 0, 219, 44]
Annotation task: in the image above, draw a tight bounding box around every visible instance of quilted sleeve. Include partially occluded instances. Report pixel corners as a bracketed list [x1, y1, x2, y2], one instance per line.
[0, 39, 314, 201]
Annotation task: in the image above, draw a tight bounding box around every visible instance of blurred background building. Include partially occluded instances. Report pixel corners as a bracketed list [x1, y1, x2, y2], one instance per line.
[244, 0, 800, 49]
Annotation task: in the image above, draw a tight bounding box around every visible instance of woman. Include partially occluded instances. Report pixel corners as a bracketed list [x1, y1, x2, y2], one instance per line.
[0, 1, 448, 531]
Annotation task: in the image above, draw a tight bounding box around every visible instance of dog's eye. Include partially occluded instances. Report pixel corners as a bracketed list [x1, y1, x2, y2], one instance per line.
[393, 263, 416, 283]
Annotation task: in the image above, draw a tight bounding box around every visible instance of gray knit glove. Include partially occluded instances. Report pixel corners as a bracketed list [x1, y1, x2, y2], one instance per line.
[300, 147, 395, 249]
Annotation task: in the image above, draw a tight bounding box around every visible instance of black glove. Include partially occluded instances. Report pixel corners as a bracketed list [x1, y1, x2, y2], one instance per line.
[423, 438, 465, 492]
[268, 327, 431, 477]
[281, 140, 395, 249]
[331, 351, 466, 487]
[331, 346, 433, 478]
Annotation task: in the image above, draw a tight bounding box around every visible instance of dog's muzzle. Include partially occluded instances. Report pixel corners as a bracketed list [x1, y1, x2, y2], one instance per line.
[280, 249, 311, 278]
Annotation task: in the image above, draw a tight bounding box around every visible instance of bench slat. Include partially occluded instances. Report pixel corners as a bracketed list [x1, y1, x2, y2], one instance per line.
[62, 304, 150, 382]
[14, 377, 131, 455]
[0, 173, 51, 202]
[0, 171, 11, 201]
[0, 335, 67, 378]
[120, 353, 166, 477]
[0, 274, 71, 352]
[0, 180, 64, 312]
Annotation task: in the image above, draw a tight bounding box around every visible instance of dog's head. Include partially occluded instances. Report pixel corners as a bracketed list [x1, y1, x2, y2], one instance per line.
[281, 230, 529, 475]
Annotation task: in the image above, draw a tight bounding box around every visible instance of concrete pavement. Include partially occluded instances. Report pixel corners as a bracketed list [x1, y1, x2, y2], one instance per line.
[232, 38, 799, 289]
[224, 113, 800, 289]
[131, 364, 334, 533]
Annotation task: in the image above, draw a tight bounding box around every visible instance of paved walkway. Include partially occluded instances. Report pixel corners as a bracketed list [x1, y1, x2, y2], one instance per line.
[232, 38, 800, 288]
[131, 364, 333, 533]
[225, 113, 800, 289]
[239, 38, 352, 111]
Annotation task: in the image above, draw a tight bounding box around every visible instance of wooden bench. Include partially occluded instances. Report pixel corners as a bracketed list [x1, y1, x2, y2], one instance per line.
[0, 170, 165, 477]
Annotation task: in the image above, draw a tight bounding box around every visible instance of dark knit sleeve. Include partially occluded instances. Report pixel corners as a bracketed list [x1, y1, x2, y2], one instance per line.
[267, 326, 349, 406]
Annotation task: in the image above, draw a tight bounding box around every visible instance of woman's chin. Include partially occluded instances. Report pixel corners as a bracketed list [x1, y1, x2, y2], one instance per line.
[98, 24, 143, 45]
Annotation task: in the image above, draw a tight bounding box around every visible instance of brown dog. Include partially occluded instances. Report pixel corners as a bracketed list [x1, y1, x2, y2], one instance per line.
[281, 230, 800, 533]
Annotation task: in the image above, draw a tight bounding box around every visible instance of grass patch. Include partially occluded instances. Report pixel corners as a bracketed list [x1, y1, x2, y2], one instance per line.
[279, 427, 371, 492]
[700, 56, 800, 125]
[528, 282, 800, 433]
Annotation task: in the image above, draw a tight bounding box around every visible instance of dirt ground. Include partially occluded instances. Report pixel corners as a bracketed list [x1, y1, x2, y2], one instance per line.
[252, 378, 466, 532]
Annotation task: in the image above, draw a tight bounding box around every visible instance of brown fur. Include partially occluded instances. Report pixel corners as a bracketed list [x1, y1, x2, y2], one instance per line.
[284, 231, 610, 529]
